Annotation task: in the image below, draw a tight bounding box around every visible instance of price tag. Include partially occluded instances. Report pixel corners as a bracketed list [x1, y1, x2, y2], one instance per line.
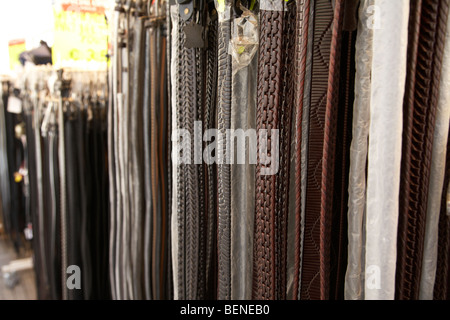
[7, 96, 22, 114]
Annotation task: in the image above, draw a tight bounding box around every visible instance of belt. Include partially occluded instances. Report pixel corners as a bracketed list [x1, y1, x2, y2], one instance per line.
[144, 17, 153, 300]
[420, 8, 450, 300]
[175, 4, 205, 299]
[396, 0, 450, 300]
[108, 20, 117, 299]
[204, 2, 218, 300]
[292, 0, 311, 300]
[329, 0, 357, 300]
[165, 1, 174, 301]
[0, 90, 11, 236]
[170, 4, 179, 299]
[276, 0, 297, 300]
[434, 135, 450, 300]
[253, 1, 287, 300]
[318, 0, 344, 300]
[300, 0, 335, 300]
[131, 16, 145, 301]
[216, 3, 232, 300]
[56, 87, 68, 300]
[149, 14, 170, 300]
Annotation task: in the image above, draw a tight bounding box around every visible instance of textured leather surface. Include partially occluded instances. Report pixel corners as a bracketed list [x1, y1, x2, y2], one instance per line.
[204, 4, 218, 300]
[292, 0, 311, 300]
[300, 0, 334, 300]
[434, 134, 450, 300]
[217, 8, 232, 301]
[252, 1, 297, 300]
[253, 7, 284, 301]
[396, 0, 450, 300]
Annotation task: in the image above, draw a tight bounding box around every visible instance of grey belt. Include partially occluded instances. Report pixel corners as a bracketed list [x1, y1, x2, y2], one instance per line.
[216, 3, 232, 301]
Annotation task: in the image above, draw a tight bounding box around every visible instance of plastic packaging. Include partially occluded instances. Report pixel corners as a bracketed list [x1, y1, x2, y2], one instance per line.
[365, 0, 409, 300]
[228, 6, 259, 75]
[344, 0, 373, 301]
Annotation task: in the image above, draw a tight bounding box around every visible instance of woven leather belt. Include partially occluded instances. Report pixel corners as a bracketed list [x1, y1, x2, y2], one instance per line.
[253, 5, 283, 301]
[216, 4, 232, 300]
[253, 1, 298, 300]
[293, 0, 311, 300]
[204, 0, 218, 300]
[396, 0, 450, 300]
[434, 134, 450, 300]
[175, 3, 206, 299]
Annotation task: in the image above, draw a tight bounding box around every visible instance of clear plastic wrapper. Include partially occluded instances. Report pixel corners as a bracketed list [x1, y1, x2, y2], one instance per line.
[344, 0, 373, 301]
[228, 6, 259, 75]
[365, 0, 409, 300]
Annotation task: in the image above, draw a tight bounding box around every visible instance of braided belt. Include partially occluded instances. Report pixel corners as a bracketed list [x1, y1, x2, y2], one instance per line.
[216, 5, 232, 300]
[293, 0, 311, 300]
[396, 0, 450, 300]
[204, 2, 218, 300]
[434, 135, 450, 300]
[253, 1, 297, 300]
[175, 7, 206, 299]
[276, 0, 297, 301]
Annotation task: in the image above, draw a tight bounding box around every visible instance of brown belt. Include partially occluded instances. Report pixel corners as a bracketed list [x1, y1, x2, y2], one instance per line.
[253, 6, 284, 300]
[300, 0, 337, 300]
[329, 0, 358, 300]
[253, 0, 298, 300]
[276, 0, 297, 300]
[293, 0, 311, 300]
[396, 0, 450, 300]
[434, 132, 450, 300]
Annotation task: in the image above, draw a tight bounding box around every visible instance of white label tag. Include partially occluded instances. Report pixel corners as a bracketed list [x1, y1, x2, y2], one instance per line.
[260, 0, 286, 11]
[7, 96, 22, 114]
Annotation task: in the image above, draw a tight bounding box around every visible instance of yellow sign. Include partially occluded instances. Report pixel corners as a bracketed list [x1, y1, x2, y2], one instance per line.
[8, 39, 26, 71]
[52, 3, 108, 69]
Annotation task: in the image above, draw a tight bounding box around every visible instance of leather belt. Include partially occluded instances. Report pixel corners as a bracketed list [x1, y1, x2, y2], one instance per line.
[293, 0, 311, 300]
[131, 16, 145, 301]
[144, 17, 153, 301]
[253, 0, 297, 300]
[216, 3, 232, 300]
[329, 0, 357, 300]
[421, 6, 450, 300]
[204, 2, 218, 300]
[396, 0, 450, 300]
[175, 2, 206, 299]
[276, 0, 297, 300]
[300, 0, 335, 300]
[434, 134, 450, 300]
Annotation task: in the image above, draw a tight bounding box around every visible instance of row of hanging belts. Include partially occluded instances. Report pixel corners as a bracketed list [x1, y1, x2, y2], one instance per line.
[109, 0, 171, 300]
[1, 67, 110, 300]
